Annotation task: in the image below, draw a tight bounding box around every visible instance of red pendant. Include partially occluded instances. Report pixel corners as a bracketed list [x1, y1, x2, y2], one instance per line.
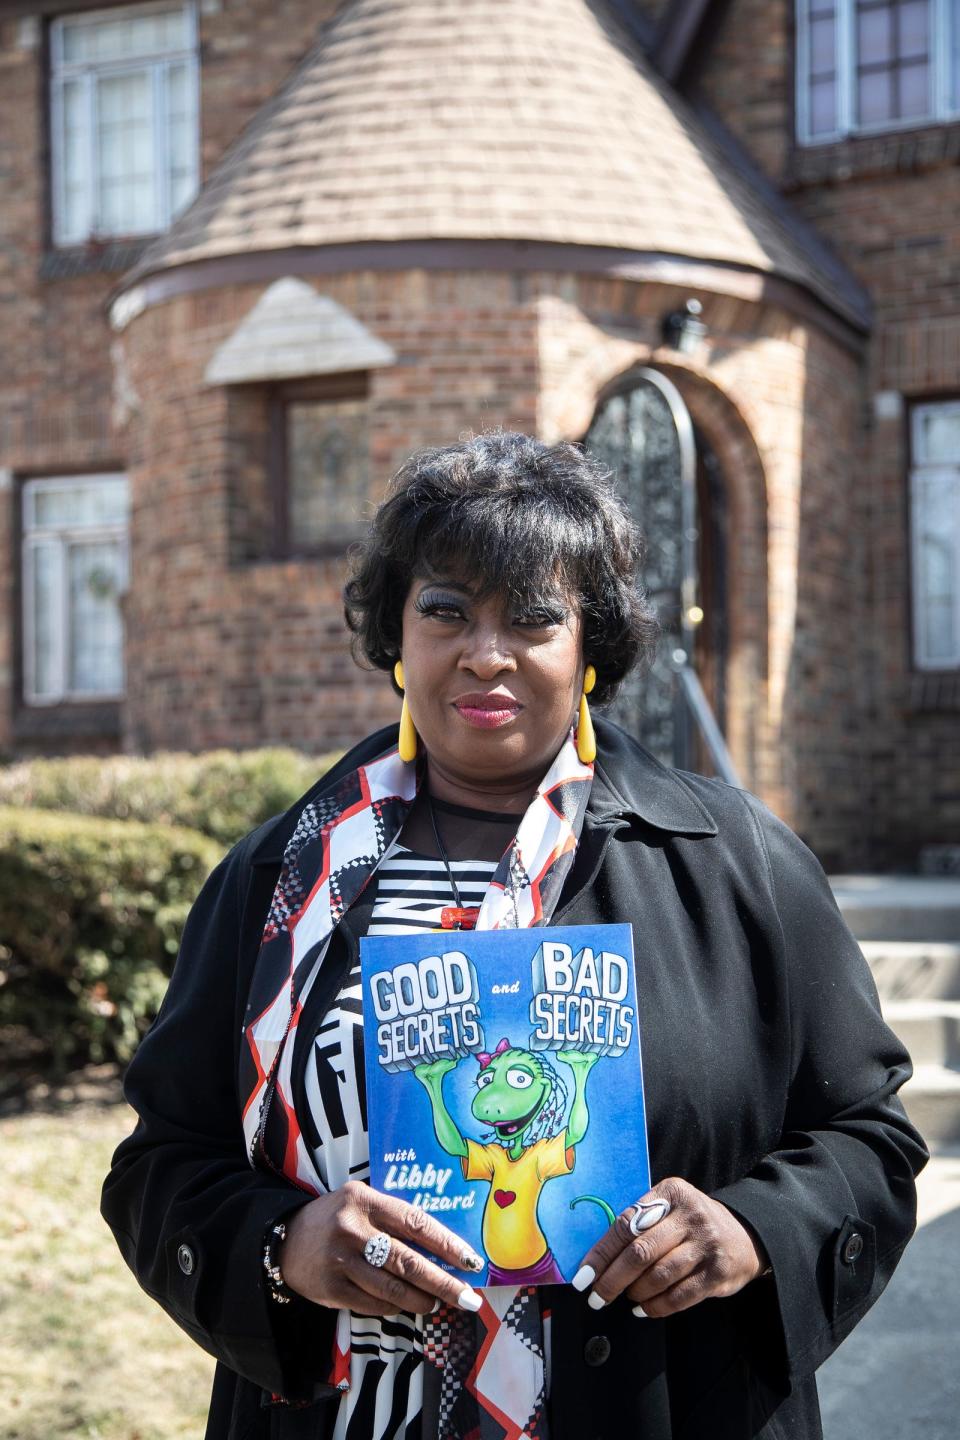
[440, 906, 480, 930]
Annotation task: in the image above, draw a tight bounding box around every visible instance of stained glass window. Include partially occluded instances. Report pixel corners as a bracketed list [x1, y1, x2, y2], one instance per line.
[284, 396, 370, 551]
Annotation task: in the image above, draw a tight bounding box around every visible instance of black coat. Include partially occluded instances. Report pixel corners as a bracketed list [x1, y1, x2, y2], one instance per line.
[101, 719, 927, 1440]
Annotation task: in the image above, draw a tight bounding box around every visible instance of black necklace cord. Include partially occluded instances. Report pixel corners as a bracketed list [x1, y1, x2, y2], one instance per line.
[426, 789, 464, 911]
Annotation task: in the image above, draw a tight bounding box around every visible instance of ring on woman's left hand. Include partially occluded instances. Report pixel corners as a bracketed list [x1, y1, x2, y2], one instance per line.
[628, 1199, 671, 1236]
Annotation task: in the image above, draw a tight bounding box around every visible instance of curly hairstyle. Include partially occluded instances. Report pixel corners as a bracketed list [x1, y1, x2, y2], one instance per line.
[343, 432, 657, 706]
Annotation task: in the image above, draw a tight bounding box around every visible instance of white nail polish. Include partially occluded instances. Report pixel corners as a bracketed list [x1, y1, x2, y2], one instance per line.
[587, 1291, 607, 1310]
[457, 1287, 483, 1312]
[462, 1250, 484, 1272]
[430, 1298, 442, 1314]
[571, 1264, 595, 1292]
[632, 1305, 648, 1319]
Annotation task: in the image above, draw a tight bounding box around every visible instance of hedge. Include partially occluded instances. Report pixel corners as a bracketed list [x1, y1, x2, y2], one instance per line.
[0, 806, 222, 1083]
[0, 747, 341, 848]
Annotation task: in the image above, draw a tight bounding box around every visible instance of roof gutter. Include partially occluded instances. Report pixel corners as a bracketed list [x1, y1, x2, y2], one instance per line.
[107, 237, 868, 355]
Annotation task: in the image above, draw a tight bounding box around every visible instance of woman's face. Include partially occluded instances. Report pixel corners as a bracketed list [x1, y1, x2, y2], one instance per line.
[399, 573, 585, 804]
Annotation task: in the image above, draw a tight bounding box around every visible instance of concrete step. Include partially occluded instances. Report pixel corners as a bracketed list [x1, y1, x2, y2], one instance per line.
[830, 876, 960, 942]
[882, 1000, 960, 1066]
[900, 1065, 960, 1147]
[861, 941, 960, 1001]
[823, 877, 960, 1151]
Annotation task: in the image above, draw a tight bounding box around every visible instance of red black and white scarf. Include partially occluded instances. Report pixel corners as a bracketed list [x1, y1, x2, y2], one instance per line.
[241, 734, 593, 1439]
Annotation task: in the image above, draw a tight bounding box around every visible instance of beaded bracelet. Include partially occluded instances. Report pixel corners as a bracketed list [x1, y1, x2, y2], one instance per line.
[262, 1219, 295, 1305]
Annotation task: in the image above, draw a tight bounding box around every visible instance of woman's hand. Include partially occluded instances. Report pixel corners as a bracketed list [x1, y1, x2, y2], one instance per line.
[278, 1180, 485, 1317]
[572, 1177, 769, 1318]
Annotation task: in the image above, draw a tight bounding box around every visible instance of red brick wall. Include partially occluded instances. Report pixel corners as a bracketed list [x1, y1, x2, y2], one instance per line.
[109, 265, 866, 864]
[689, 1, 960, 863]
[787, 159, 960, 866]
[533, 275, 864, 864]
[4, 0, 949, 868]
[0, 18, 120, 754]
[115, 270, 539, 754]
[691, 0, 794, 183]
[0, 1, 332, 755]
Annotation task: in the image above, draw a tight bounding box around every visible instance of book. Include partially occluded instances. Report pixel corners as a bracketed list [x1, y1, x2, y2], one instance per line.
[359, 922, 650, 1286]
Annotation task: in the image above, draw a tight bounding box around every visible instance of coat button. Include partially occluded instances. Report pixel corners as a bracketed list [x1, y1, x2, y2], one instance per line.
[584, 1334, 611, 1366]
[177, 1244, 196, 1276]
[842, 1232, 863, 1265]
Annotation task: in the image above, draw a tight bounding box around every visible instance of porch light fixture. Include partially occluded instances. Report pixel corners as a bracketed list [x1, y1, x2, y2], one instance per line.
[661, 298, 707, 355]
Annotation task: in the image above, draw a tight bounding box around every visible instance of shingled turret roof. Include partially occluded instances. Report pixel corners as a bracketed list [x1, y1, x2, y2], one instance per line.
[122, 0, 868, 331]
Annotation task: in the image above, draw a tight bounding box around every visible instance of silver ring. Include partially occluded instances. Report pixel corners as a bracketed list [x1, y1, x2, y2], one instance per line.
[363, 1232, 392, 1268]
[628, 1199, 671, 1236]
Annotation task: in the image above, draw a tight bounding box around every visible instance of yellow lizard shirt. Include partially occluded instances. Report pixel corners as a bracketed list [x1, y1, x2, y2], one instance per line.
[463, 1132, 575, 1271]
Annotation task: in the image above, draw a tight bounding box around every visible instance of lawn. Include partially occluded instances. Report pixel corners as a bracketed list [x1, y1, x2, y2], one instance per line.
[0, 1070, 212, 1440]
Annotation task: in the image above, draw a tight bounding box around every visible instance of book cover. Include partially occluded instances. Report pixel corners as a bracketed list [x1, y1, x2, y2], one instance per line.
[359, 923, 649, 1286]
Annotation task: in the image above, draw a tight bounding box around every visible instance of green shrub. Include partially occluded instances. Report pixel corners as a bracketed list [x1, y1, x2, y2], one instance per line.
[0, 807, 222, 1083]
[0, 747, 340, 848]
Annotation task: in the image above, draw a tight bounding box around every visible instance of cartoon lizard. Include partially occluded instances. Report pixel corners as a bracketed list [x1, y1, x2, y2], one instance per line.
[413, 1038, 613, 1284]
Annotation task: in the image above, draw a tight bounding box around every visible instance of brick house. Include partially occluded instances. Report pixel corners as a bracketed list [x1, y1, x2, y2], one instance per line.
[1, 0, 957, 871]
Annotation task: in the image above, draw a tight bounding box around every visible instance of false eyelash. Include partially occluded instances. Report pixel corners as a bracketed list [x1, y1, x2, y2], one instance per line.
[412, 592, 567, 626]
[413, 591, 462, 613]
[517, 606, 568, 626]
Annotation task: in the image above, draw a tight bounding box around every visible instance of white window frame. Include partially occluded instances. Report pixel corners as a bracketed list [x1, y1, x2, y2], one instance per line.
[797, 0, 960, 144]
[910, 401, 960, 670]
[22, 474, 130, 705]
[49, 0, 199, 246]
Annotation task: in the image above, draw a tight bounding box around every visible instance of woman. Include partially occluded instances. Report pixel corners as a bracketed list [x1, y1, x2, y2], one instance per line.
[102, 432, 926, 1440]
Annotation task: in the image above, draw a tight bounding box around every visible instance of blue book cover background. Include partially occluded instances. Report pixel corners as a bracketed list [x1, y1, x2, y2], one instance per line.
[360, 923, 649, 1286]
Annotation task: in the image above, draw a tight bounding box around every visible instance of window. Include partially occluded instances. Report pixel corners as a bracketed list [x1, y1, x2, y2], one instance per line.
[22, 475, 130, 703]
[50, 2, 199, 246]
[270, 383, 371, 555]
[911, 401, 960, 669]
[796, 0, 960, 142]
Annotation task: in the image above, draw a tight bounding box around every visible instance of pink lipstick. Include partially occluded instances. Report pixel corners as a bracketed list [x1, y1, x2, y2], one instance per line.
[453, 693, 522, 729]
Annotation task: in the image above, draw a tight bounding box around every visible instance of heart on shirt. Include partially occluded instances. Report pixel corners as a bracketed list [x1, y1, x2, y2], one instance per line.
[494, 1189, 516, 1209]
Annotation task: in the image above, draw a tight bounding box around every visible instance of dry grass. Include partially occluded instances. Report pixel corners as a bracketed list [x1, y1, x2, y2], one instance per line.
[0, 1071, 212, 1440]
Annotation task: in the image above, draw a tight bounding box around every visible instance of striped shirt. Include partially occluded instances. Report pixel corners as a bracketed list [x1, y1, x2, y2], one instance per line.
[304, 840, 499, 1440]
[365, 847, 498, 935]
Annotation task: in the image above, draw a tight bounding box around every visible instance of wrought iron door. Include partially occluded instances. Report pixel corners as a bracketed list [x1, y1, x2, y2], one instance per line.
[584, 369, 700, 768]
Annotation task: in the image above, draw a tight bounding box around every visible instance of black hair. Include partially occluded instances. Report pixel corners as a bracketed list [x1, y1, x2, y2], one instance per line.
[343, 431, 657, 705]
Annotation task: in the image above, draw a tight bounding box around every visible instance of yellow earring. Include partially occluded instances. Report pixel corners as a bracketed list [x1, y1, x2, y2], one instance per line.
[576, 664, 597, 764]
[393, 661, 418, 763]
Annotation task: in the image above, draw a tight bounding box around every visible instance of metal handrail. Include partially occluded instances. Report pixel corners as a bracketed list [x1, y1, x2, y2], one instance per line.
[673, 654, 742, 787]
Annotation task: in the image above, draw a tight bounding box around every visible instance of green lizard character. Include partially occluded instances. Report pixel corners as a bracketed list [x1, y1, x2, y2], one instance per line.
[413, 1039, 613, 1284]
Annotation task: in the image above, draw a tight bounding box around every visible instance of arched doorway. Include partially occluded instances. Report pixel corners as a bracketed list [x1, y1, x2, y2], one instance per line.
[584, 368, 729, 772]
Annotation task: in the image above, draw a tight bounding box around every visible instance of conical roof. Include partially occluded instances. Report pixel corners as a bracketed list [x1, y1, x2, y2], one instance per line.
[123, 0, 867, 329]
